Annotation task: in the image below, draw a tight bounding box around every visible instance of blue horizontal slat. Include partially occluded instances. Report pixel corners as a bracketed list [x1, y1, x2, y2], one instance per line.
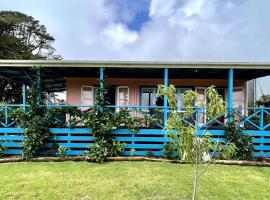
[2, 142, 22, 147]
[197, 130, 224, 136]
[55, 136, 93, 141]
[125, 144, 164, 149]
[66, 150, 86, 155]
[0, 128, 24, 133]
[254, 145, 270, 151]
[49, 128, 92, 134]
[0, 135, 24, 140]
[253, 152, 270, 157]
[253, 138, 270, 143]
[115, 136, 164, 142]
[244, 130, 270, 136]
[54, 143, 91, 148]
[5, 149, 22, 155]
[113, 129, 164, 135]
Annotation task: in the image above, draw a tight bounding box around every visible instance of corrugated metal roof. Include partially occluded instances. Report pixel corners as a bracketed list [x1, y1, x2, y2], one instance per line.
[1, 60, 270, 69]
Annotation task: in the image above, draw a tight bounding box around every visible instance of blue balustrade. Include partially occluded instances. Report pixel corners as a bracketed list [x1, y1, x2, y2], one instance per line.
[1, 104, 270, 157]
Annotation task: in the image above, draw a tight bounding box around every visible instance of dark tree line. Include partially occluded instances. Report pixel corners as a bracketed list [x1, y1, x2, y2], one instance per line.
[0, 11, 61, 103]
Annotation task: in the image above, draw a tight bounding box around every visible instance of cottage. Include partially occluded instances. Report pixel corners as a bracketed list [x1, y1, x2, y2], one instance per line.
[0, 60, 270, 157]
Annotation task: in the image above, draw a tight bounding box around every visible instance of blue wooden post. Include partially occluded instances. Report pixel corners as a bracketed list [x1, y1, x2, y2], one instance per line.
[4, 105, 8, 127]
[164, 67, 168, 143]
[260, 108, 264, 130]
[22, 84, 26, 111]
[227, 68, 234, 123]
[36, 67, 41, 105]
[99, 67, 104, 112]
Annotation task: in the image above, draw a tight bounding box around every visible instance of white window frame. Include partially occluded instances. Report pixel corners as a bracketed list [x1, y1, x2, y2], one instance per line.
[233, 87, 245, 108]
[81, 85, 94, 106]
[195, 87, 208, 125]
[116, 86, 129, 111]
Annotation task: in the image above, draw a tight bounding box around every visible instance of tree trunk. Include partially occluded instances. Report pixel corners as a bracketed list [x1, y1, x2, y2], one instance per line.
[192, 140, 199, 200]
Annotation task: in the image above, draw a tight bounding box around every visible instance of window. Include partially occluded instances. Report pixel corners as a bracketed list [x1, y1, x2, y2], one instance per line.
[81, 86, 95, 105]
[116, 86, 129, 109]
[233, 87, 244, 108]
[196, 88, 207, 106]
[141, 87, 157, 107]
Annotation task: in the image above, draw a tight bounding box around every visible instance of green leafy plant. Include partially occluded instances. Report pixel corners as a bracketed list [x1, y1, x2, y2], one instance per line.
[163, 132, 179, 159]
[129, 148, 136, 156]
[85, 139, 125, 163]
[163, 142, 176, 159]
[158, 85, 236, 200]
[11, 68, 53, 158]
[49, 107, 84, 128]
[85, 76, 148, 163]
[58, 146, 68, 157]
[0, 139, 7, 157]
[224, 122, 253, 160]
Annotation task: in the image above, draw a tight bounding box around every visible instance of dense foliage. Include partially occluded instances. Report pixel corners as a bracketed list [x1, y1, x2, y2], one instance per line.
[85, 79, 146, 163]
[224, 122, 253, 160]
[11, 68, 52, 158]
[0, 139, 7, 157]
[0, 11, 60, 103]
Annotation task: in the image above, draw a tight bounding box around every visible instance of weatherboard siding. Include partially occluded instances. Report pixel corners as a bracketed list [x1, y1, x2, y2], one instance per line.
[65, 78, 247, 106]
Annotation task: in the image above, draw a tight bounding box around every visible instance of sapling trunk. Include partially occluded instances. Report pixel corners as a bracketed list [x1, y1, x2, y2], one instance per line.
[192, 137, 199, 200]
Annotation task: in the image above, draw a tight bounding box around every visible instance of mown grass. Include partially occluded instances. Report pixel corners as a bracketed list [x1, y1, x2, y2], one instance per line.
[0, 161, 269, 200]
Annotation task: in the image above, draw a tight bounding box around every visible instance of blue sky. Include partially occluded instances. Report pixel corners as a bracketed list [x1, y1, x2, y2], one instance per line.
[1, 0, 270, 95]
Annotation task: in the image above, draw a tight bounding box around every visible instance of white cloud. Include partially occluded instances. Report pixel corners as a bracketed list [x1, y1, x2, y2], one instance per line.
[1, 0, 270, 62]
[149, 0, 177, 18]
[102, 23, 138, 50]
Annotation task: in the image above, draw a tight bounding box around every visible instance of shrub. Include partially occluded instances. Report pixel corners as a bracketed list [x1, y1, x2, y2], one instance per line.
[224, 122, 253, 160]
[58, 146, 68, 157]
[85, 139, 125, 163]
[129, 148, 136, 156]
[163, 142, 176, 159]
[84, 78, 150, 163]
[0, 139, 7, 157]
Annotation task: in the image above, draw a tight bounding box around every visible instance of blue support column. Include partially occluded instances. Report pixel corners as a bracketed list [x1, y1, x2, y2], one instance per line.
[22, 84, 26, 111]
[99, 67, 104, 112]
[227, 68, 234, 123]
[164, 67, 168, 143]
[36, 67, 41, 105]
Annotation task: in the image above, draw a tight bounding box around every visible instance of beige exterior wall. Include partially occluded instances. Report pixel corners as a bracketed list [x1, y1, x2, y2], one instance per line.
[66, 78, 247, 106]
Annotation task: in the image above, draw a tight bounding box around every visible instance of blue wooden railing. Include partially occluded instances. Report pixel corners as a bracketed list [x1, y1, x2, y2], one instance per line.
[1, 104, 270, 157]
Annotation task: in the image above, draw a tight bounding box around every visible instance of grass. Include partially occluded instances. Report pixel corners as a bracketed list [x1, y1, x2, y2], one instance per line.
[0, 161, 269, 200]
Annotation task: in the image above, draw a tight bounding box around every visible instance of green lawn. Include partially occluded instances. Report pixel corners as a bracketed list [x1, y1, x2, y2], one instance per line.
[0, 161, 269, 200]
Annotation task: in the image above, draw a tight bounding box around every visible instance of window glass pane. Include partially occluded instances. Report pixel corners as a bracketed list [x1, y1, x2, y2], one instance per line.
[233, 88, 244, 107]
[82, 87, 93, 100]
[233, 88, 244, 101]
[81, 86, 94, 107]
[141, 88, 157, 107]
[118, 87, 129, 106]
[196, 88, 206, 105]
[142, 93, 150, 106]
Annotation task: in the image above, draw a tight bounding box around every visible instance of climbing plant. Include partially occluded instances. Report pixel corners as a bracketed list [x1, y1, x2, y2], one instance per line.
[85, 77, 151, 163]
[158, 85, 236, 200]
[11, 67, 52, 158]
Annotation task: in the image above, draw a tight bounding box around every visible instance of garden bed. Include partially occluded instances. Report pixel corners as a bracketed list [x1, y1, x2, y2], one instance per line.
[1, 156, 270, 166]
